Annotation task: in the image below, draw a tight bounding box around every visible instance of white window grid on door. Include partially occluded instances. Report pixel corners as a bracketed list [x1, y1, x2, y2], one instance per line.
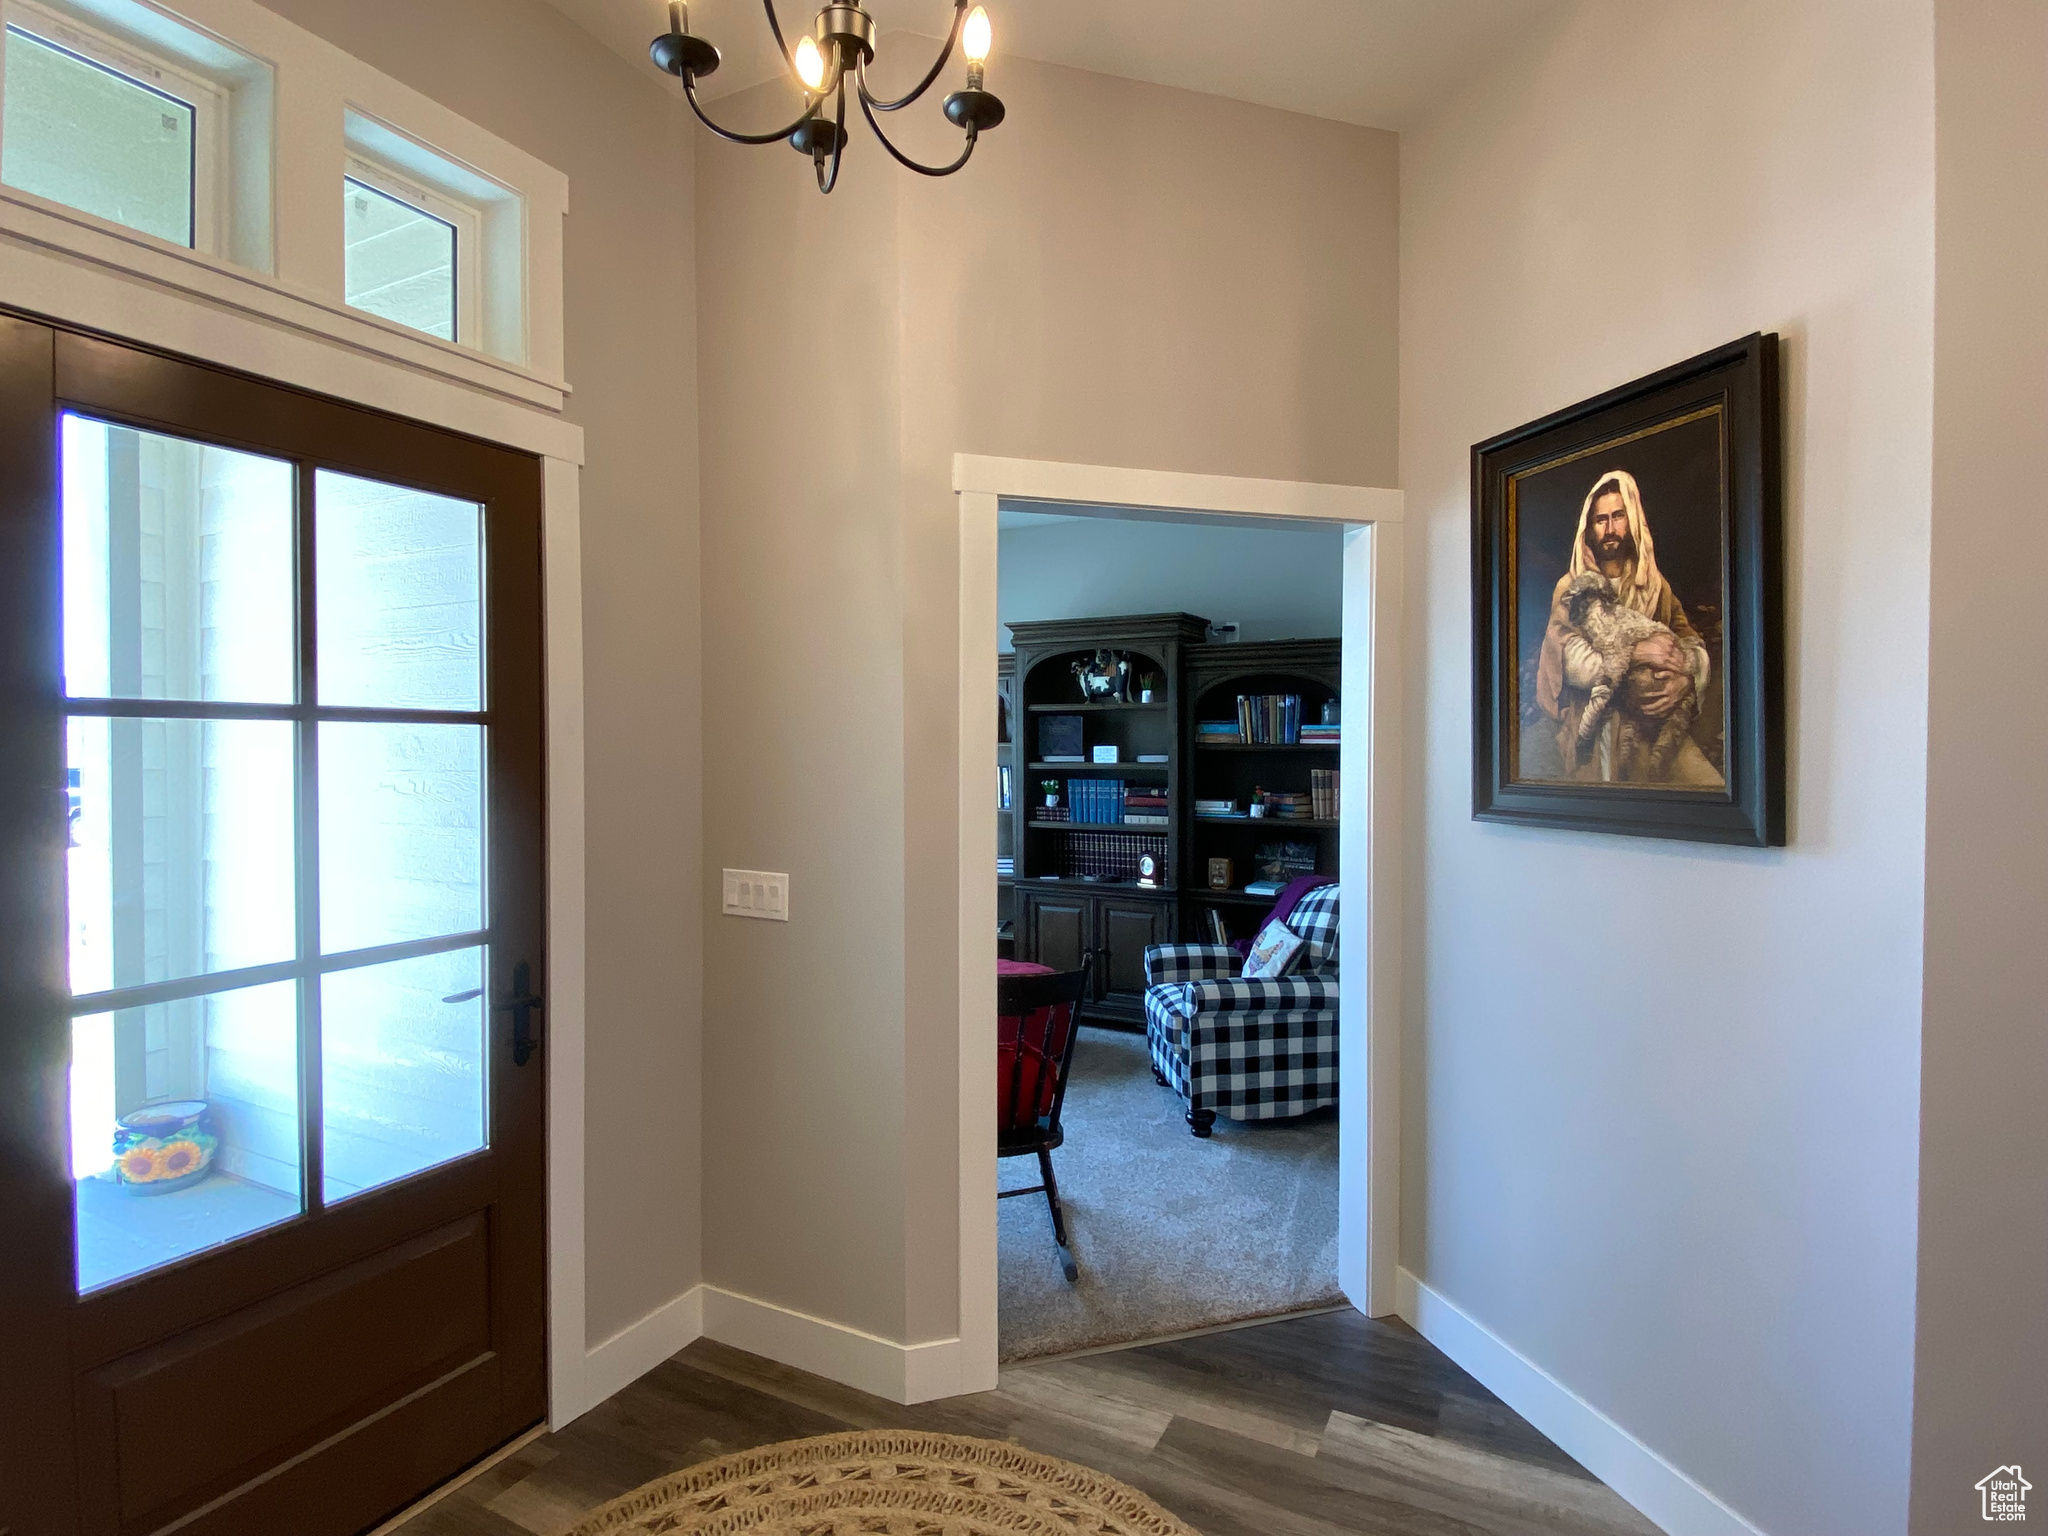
[0, 0, 228, 254]
[343, 151, 483, 348]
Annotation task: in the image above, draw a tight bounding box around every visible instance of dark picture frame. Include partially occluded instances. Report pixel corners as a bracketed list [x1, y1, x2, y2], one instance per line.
[1471, 333, 1784, 846]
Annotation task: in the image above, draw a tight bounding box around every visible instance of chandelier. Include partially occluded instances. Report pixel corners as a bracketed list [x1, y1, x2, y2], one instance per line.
[651, 0, 1006, 194]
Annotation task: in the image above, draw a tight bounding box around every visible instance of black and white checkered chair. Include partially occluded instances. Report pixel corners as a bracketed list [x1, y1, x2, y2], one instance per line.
[1142, 884, 1340, 1137]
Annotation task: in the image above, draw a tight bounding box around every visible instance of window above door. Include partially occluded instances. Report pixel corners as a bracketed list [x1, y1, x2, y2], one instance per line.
[0, 0, 565, 395]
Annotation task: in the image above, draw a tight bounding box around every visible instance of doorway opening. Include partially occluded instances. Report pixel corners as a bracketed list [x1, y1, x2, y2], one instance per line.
[993, 502, 1350, 1360]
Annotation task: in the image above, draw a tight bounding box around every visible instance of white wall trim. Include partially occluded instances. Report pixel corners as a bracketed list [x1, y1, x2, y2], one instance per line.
[1396, 1268, 1768, 1536]
[542, 456, 593, 1429]
[581, 1286, 705, 1413]
[954, 455, 1406, 1394]
[953, 453, 1403, 525]
[703, 1287, 967, 1404]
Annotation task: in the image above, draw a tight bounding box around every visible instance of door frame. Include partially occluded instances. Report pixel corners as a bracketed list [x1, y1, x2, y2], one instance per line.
[952, 455, 1404, 1392]
[0, 239, 598, 1429]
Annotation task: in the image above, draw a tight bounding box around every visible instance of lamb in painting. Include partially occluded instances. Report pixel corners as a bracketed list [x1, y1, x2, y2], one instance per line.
[1560, 571, 1699, 776]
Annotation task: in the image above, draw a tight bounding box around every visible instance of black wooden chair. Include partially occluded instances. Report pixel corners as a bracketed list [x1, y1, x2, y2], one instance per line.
[996, 959, 1092, 1283]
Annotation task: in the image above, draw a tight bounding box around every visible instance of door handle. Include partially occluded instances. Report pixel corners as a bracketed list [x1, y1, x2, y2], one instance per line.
[497, 960, 544, 1067]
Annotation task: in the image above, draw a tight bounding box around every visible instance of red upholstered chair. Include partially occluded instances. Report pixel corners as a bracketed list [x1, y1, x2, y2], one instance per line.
[996, 959, 1092, 1283]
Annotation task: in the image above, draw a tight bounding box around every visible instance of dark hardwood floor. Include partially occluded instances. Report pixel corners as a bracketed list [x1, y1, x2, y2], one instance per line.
[378, 1307, 1659, 1536]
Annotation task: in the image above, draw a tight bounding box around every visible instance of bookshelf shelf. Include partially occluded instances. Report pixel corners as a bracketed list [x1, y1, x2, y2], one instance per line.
[1196, 816, 1339, 829]
[1027, 821, 1172, 833]
[1026, 700, 1168, 713]
[1194, 742, 1340, 752]
[1029, 760, 1170, 773]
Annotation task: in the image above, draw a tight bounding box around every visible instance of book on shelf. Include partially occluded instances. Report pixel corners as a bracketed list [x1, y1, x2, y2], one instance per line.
[1300, 723, 1339, 744]
[1205, 908, 1231, 945]
[1197, 720, 1243, 744]
[1311, 768, 1340, 820]
[996, 857, 1014, 876]
[1255, 840, 1319, 880]
[1194, 798, 1240, 818]
[1244, 879, 1285, 897]
[1137, 753, 1169, 763]
[1038, 714, 1085, 760]
[1236, 693, 1304, 745]
[1061, 830, 1166, 883]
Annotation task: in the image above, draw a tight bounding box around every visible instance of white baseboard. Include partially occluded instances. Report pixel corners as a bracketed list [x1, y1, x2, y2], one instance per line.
[1395, 1268, 1767, 1536]
[700, 1285, 967, 1405]
[571, 1283, 974, 1425]
[580, 1285, 706, 1415]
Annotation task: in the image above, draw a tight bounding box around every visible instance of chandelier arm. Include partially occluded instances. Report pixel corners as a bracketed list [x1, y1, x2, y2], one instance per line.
[857, 0, 969, 112]
[760, 0, 798, 70]
[816, 80, 848, 193]
[855, 72, 978, 176]
[682, 71, 816, 146]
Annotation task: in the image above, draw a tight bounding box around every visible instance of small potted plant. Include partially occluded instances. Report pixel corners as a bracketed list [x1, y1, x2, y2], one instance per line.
[1040, 779, 1061, 811]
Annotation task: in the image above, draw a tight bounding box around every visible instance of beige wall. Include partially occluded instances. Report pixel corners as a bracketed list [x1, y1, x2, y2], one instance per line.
[260, 0, 705, 1344]
[695, 53, 1396, 1341]
[1399, 4, 1933, 1533]
[1911, 1, 2048, 1526]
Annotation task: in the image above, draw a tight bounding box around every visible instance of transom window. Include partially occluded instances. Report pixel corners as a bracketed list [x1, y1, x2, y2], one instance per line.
[344, 156, 480, 344]
[0, 0, 224, 250]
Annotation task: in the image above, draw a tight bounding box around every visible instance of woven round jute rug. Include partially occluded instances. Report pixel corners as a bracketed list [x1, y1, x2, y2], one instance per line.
[554, 1429, 1202, 1536]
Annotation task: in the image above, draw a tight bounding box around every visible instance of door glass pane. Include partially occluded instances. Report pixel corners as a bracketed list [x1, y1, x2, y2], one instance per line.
[71, 981, 302, 1292]
[66, 717, 296, 995]
[62, 414, 296, 703]
[2, 25, 196, 246]
[343, 178, 457, 341]
[319, 722, 482, 953]
[322, 947, 485, 1201]
[315, 469, 481, 710]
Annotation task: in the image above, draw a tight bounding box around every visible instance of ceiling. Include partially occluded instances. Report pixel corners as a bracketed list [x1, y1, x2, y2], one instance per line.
[545, 0, 1563, 130]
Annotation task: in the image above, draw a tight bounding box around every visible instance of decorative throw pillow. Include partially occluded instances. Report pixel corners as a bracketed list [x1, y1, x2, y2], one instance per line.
[1240, 919, 1305, 979]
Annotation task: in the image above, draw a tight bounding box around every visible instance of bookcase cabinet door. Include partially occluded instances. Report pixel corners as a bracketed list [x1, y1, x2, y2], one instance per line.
[1097, 898, 1171, 1014]
[1021, 892, 1091, 976]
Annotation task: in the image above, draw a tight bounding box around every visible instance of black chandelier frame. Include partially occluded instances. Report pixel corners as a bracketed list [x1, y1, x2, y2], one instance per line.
[651, 0, 1006, 195]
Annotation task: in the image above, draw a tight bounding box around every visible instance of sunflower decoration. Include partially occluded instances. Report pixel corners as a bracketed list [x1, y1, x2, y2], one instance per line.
[111, 1100, 219, 1193]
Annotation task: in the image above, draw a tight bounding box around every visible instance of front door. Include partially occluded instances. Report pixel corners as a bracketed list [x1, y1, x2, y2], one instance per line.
[0, 318, 548, 1536]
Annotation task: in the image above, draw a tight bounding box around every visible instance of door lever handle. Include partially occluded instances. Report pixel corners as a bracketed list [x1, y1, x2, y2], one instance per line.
[497, 960, 544, 1067]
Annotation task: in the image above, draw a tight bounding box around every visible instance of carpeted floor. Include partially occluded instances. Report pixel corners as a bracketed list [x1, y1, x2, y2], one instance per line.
[997, 1026, 1341, 1362]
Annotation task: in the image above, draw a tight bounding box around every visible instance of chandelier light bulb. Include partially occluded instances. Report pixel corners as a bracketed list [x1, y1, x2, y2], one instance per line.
[962, 6, 992, 64]
[794, 34, 827, 91]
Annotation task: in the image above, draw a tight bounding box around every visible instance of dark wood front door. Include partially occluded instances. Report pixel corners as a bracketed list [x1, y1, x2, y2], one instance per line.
[0, 317, 548, 1536]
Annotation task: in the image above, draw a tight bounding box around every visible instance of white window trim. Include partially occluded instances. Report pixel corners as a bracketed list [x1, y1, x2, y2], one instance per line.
[2, 0, 230, 255]
[344, 154, 480, 347]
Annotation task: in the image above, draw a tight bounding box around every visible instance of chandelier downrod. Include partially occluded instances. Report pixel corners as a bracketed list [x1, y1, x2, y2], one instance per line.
[651, 0, 1006, 194]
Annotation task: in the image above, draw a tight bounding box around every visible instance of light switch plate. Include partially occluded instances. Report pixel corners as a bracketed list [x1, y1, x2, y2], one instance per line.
[723, 869, 789, 921]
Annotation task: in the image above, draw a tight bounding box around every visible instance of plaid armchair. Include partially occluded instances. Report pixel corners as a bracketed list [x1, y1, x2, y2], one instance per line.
[1143, 884, 1339, 1137]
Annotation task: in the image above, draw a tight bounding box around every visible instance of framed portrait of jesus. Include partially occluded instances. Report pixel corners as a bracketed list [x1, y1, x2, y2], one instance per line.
[1471, 333, 1785, 846]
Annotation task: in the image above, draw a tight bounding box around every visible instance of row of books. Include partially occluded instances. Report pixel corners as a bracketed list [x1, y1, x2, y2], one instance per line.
[1259, 790, 1315, 821]
[1197, 695, 1326, 746]
[997, 856, 1014, 877]
[1052, 832, 1166, 883]
[1311, 768, 1340, 820]
[1049, 779, 1173, 825]
[1300, 722, 1340, 745]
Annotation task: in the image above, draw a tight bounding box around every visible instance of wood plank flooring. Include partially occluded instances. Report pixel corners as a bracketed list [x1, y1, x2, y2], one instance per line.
[380, 1308, 1660, 1536]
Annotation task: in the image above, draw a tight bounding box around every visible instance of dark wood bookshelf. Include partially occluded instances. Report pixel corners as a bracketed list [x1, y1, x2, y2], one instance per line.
[1003, 618, 1341, 1026]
